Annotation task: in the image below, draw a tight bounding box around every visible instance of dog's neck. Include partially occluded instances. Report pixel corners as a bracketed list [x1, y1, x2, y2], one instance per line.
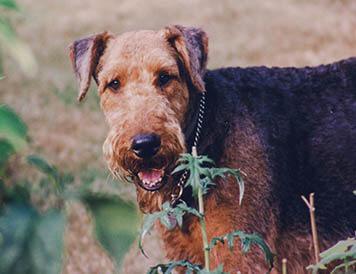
[184, 73, 229, 162]
[173, 77, 227, 207]
[184, 92, 205, 152]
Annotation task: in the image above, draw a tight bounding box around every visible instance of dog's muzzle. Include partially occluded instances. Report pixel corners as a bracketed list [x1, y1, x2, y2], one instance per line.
[131, 133, 167, 191]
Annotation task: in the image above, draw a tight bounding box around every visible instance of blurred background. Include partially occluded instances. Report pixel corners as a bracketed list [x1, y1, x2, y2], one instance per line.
[1, 0, 356, 273]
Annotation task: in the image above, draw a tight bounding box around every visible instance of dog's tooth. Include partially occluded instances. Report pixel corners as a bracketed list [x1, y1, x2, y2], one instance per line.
[141, 175, 164, 189]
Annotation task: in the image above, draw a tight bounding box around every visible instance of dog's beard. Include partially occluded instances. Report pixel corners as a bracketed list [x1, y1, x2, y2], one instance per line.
[134, 176, 176, 213]
[103, 127, 186, 213]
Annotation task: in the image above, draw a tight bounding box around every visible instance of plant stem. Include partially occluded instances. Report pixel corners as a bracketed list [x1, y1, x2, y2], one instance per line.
[301, 193, 320, 265]
[282, 258, 287, 274]
[198, 184, 210, 271]
[192, 146, 210, 271]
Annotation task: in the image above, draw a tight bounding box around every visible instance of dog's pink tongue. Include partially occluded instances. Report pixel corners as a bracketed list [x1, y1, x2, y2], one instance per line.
[139, 169, 163, 183]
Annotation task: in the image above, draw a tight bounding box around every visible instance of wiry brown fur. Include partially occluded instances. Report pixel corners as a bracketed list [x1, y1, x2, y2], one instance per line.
[69, 25, 356, 273]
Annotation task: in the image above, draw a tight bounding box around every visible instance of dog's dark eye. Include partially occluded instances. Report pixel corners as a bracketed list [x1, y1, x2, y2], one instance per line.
[158, 73, 174, 87]
[107, 79, 120, 93]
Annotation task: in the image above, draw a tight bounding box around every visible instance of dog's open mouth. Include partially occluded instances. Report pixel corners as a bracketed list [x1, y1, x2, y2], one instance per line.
[137, 168, 166, 191]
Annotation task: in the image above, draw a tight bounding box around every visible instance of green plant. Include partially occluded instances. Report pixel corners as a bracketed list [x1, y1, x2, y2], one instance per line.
[0, 104, 28, 176]
[304, 191, 356, 274]
[0, 0, 36, 77]
[140, 148, 275, 274]
[0, 105, 141, 273]
[307, 237, 356, 274]
[0, 105, 65, 274]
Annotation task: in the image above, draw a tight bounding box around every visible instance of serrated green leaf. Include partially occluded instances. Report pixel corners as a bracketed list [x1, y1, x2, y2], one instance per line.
[83, 196, 140, 269]
[226, 233, 234, 252]
[0, 104, 28, 151]
[320, 238, 356, 258]
[330, 260, 356, 274]
[175, 212, 183, 229]
[139, 208, 170, 256]
[207, 230, 275, 273]
[176, 202, 202, 218]
[207, 236, 225, 252]
[209, 168, 245, 205]
[241, 237, 252, 255]
[140, 201, 204, 256]
[237, 232, 275, 272]
[172, 163, 188, 174]
[174, 153, 245, 203]
[307, 238, 356, 274]
[198, 264, 229, 274]
[160, 212, 174, 231]
[140, 203, 175, 254]
[141, 212, 158, 241]
[147, 259, 203, 274]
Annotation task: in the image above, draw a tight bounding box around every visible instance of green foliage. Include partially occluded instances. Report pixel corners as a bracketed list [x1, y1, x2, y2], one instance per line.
[27, 154, 141, 270]
[0, 0, 37, 77]
[139, 201, 201, 256]
[83, 195, 140, 269]
[0, 104, 29, 176]
[0, 203, 65, 274]
[27, 154, 66, 195]
[144, 152, 275, 273]
[307, 238, 356, 274]
[173, 153, 245, 204]
[147, 260, 203, 274]
[0, 0, 19, 11]
[173, 153, 213, 198]
[147, 260, 229, 274]
[208, 230, 275, 273]
[0, 106, 66, 274]
[1, 104, 140, 273]
[0, 104, 28, 149]
[0, 139, 14, 172]
[305, 191, 356, 273]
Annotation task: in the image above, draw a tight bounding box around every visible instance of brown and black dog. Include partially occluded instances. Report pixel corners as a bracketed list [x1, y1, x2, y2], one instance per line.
[69, 25, 356, 273]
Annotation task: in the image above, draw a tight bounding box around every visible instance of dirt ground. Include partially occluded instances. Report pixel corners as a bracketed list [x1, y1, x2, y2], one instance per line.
[2, 0, 356, 273]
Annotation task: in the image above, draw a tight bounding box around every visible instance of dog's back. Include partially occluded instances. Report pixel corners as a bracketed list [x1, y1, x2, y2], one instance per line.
[203, 58, 356, 272]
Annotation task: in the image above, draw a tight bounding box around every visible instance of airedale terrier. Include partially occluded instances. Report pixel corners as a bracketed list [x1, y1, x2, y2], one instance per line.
[69, 25, 356, 273]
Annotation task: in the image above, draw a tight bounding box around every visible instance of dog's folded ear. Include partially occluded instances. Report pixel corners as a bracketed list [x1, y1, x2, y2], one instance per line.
[163, 25, 208, 93]
[69, 32, 113, 102]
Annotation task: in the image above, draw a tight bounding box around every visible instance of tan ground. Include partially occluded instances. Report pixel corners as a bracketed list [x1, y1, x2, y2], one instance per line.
[2, 0, 356, 273]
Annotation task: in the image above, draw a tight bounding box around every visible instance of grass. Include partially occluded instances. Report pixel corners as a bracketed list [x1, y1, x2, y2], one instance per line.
[1, 0, 356, 273]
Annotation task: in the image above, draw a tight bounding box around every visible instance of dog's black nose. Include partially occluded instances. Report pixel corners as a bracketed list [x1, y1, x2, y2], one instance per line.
[131, 133, 161, 159]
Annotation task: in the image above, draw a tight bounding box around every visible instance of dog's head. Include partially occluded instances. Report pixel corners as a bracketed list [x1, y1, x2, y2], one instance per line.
[69, 25, 208, 212]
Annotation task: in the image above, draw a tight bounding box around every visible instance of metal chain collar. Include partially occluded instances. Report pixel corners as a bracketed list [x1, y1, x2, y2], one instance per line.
[170, 92, 206, 206]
